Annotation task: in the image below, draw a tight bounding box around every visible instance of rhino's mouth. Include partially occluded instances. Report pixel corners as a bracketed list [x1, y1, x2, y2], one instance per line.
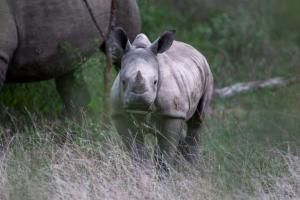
[124, 102, 155, 115]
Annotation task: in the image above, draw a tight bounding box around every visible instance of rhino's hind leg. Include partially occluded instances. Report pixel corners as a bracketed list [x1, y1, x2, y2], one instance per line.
[180, 78, 213, 165]
[179, 96, 207, 165]
[179, 117, 203, 163]
[55, 71, 90, 117]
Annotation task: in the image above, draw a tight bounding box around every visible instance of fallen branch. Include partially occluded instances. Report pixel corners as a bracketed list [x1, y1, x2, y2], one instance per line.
[214, 77, 300, 98]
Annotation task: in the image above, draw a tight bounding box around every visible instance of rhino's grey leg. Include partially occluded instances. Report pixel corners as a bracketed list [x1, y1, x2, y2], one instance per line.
[179, 95, 208, 165]
[0, 1, 18, 87]
[55, 71, 90, 117]
[155, 117, 185, 171]
[181, 82, 213, 165]
[113, 115, 146, 161]
[0, 60, 7, 88]
[180, 118, 203, 163]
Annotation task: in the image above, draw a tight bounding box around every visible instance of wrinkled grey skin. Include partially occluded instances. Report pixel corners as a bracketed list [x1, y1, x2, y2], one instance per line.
[110, 28, 214, 168]
[0, 0, 140, 113]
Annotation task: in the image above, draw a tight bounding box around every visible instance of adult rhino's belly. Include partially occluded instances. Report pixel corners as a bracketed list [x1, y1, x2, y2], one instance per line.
[6, 0, 108, 82]
[6, 38, 97, 82]
[7, 51, 81, 83]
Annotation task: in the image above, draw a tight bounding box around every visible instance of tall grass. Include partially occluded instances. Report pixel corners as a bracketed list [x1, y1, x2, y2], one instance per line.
[0, 103, 299, 200]
[0, 117, 299, 200]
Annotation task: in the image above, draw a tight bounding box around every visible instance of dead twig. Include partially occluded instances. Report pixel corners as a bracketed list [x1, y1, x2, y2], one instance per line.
[214, 77, 300, 98]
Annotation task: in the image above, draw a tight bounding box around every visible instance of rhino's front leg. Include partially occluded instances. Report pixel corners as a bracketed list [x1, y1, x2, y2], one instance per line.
[55, 71, 90, 118]
[113, 114, 146, 160]
[155, 117, 185, 170]
[0, 0, 18, 88]
[0, 59, 7, 88]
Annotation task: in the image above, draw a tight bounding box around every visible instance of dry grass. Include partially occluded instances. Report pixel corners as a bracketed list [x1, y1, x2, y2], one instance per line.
[0, 125, 299, 200]
[253, 153, 300, 200]
[0, 136, 217, 200]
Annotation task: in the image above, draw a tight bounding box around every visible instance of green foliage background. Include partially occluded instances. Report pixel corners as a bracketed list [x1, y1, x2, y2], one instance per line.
[1, 0, 299, 113]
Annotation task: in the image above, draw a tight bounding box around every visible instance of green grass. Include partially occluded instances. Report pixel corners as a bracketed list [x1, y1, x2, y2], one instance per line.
[202, 84, 300, 191]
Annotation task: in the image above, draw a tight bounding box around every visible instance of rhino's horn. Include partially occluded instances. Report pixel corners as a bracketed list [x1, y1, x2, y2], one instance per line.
[132, 71, 146, 94]
[135, 70, 144, 83]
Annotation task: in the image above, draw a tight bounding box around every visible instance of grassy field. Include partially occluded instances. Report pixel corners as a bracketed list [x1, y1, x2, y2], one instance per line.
[0, 0, 300, 199]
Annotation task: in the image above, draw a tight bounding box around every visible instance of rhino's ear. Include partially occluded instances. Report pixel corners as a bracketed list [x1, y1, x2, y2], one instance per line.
[111, 27, 132, 53]
[150, 30, 176, 54]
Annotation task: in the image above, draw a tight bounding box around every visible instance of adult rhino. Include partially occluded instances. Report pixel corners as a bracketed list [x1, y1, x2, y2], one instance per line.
[0, 0, 140, 113]
[110, 28, 214, 168]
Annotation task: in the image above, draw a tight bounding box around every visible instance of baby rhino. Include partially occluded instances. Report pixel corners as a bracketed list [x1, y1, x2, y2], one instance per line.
[110, 28, 213, 167]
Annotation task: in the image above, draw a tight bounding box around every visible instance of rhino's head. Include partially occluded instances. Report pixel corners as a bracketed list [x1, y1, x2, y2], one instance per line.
[111, 28, 175, 113]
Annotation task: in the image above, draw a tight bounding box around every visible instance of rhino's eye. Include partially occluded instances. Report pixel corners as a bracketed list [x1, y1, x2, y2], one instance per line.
[154, 80, 158, 85]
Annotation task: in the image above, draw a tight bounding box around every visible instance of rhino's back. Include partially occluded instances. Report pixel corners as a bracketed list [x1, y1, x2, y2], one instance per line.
[6, 0, 140, 82]
[156, 41, 212, 119]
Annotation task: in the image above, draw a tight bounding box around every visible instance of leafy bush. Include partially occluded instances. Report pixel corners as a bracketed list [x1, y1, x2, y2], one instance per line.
[196, 11, 274, 85]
